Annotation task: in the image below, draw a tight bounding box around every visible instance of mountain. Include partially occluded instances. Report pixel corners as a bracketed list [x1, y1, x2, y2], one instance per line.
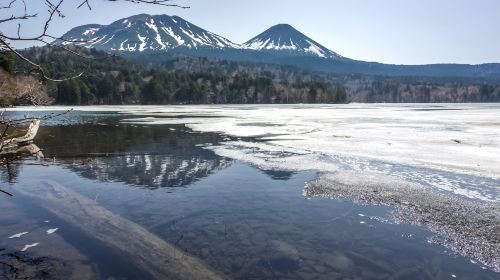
[56, 14, 346, 60]
[242, 24, 345, 60]
[55, 14, 500, 80]
[57, 14, 239, 52]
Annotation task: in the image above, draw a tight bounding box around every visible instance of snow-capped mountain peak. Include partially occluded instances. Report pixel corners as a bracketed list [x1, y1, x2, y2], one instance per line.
[56, 14, 240, 52]
[242, 24, 344, 59]
[56, 15, 347, 61]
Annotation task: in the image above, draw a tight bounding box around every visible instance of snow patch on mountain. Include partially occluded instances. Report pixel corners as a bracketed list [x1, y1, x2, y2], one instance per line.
[304, 40, 327, 58]
[83, 28, 99, 36]
[163, 26, 184, 45]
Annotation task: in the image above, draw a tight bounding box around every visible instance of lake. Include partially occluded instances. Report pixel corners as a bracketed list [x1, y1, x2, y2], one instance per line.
[1, 104, 499, 279]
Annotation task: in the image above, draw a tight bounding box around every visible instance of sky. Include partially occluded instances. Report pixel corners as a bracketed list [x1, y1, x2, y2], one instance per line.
[2, 0, 499, 65]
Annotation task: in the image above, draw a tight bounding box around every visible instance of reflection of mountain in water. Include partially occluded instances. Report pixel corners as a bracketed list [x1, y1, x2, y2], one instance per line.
[260, 169, 297, 181]
[35, 122, 232, 188]
[73, 154, 231, 188]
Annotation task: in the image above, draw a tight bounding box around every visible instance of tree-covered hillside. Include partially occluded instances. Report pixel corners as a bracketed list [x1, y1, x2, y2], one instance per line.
[18, 47, 347, 105]
[10, 46, 500, 105]
[138, 55, 500, 103]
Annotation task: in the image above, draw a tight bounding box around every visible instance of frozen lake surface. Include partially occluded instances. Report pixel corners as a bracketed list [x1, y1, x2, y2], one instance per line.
[1, 104, 499, 279]
[23, 103, 498, 200]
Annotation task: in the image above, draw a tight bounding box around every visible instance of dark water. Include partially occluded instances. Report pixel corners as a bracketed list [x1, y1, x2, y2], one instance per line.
[0, 111, 498, 279]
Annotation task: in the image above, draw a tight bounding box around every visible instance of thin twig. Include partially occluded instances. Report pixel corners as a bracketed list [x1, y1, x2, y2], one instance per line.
[0, 37, 84, 82]
[0, 109, 73, 125]
[0, 188, 13, 196]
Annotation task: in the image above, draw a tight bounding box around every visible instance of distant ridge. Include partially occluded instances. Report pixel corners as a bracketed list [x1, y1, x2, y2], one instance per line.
[54, 14, 500, 80]
[56, 14, 343, 59]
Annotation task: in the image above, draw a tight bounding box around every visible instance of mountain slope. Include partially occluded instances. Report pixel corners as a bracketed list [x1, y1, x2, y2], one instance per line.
[242, 24, 345, 60]
[54, 14, 500, 80]
[56, 14, 239, 52]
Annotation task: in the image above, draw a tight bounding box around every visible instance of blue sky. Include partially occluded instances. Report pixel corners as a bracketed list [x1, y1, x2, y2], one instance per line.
[2, 0, 499, 64]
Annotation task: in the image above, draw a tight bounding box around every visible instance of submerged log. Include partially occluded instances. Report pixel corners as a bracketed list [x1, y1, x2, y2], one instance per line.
[16, 181, 225, 280]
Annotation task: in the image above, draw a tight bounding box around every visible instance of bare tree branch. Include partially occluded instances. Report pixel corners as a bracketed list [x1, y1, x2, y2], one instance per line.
[0, 37, 84, 82]
[0, 0, 187, 172]
[0, 0, 187, 81]
[79, 0, 189, 10]
[0, 188, 13, 196]
[0, 0, 19, 10]
[0, 109, 74, 126]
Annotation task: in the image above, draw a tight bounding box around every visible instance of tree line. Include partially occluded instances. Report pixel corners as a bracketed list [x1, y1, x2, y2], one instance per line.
[4, 46, 500, 106]
[134, 55, 500, 103]
[56, 71, 347, 105]
[16, 47, 347, 105]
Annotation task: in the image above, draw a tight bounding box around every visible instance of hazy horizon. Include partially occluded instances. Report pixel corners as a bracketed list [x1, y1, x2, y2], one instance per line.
[2, 0, 499, 65]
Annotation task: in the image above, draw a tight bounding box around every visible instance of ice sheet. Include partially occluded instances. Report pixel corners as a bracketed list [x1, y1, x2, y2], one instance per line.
[79, 104, 500, 178]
